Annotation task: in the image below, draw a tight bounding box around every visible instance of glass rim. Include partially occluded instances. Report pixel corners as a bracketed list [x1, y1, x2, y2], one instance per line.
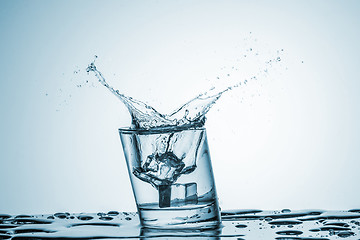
[119, 125, 206, 135]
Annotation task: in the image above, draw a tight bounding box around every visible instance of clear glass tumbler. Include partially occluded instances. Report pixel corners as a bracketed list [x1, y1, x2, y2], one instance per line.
[119, 126, 221, 229]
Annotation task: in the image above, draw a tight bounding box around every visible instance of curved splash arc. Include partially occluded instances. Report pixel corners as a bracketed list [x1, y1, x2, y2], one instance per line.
[86, 62, 233, 129]
[86, 62, 172, 129]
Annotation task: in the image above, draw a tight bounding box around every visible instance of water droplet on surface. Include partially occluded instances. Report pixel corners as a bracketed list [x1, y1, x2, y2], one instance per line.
[337, 231, 355, 238]
[320, 226, 351, 231]
[15, 215, 32, 218]
[99, 216, 113, 221]
[221, 209, 263, 216]
[324, 222, 350, 227]
[14, 228, 54, 234]
[269, 220, 302, 226]
[276, 230, 303, 235]
[0, 215, 11, 220]
[77, 215, 93, 221]
[107, 211, 119, 216]
[0, 233, 11, 239]
[348, 209, 360, 213]
[235, 224, 247, 228]
[11, 218, 53, 225]
[54, 213, 69, 219]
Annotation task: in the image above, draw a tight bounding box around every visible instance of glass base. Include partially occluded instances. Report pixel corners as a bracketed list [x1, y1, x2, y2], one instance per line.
[138, 200, 221, 229]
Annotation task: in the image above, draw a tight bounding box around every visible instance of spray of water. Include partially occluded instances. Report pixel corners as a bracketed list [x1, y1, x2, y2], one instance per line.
[86, 47, 283, 129]
[86, 64, 246, 129]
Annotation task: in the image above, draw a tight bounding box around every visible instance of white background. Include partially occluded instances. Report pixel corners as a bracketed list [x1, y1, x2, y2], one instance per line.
[0, 0, 359, 214]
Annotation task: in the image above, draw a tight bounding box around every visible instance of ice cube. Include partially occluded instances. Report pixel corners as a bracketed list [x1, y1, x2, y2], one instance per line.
[134, 152, 192, 208]
[158, 185, 171, 208]
[133, 168, 168, 188]
[137, 152, 185, 187]
[157, 152, 184, 170]
[143, 154, 159, 172]
[185, 182, 198, 204]
[171, 183, 198, 206]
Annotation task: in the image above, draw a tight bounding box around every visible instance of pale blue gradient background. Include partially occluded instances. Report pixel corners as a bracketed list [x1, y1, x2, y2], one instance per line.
[0, 0, 359, 214]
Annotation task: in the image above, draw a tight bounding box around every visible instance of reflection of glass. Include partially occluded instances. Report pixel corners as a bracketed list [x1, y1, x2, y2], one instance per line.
[119, 126, 221, 229]
[140, 227, 221, 240]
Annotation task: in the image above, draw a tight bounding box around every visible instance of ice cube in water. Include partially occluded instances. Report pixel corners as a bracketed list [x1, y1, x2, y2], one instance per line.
[171, 183, 198, 206]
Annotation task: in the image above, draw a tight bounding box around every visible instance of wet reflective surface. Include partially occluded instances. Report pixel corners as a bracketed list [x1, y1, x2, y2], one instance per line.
[0, 209, 360, 239]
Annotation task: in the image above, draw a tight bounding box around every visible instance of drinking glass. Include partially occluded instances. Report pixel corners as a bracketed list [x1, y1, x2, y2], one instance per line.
[119, 126, 221, 229]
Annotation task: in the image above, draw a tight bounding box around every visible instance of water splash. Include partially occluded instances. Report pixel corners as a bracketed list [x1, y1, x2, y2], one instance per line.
[86, 60, 171, 129]
[86, 61, 238, 129]
[86, 56, 270, 130]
